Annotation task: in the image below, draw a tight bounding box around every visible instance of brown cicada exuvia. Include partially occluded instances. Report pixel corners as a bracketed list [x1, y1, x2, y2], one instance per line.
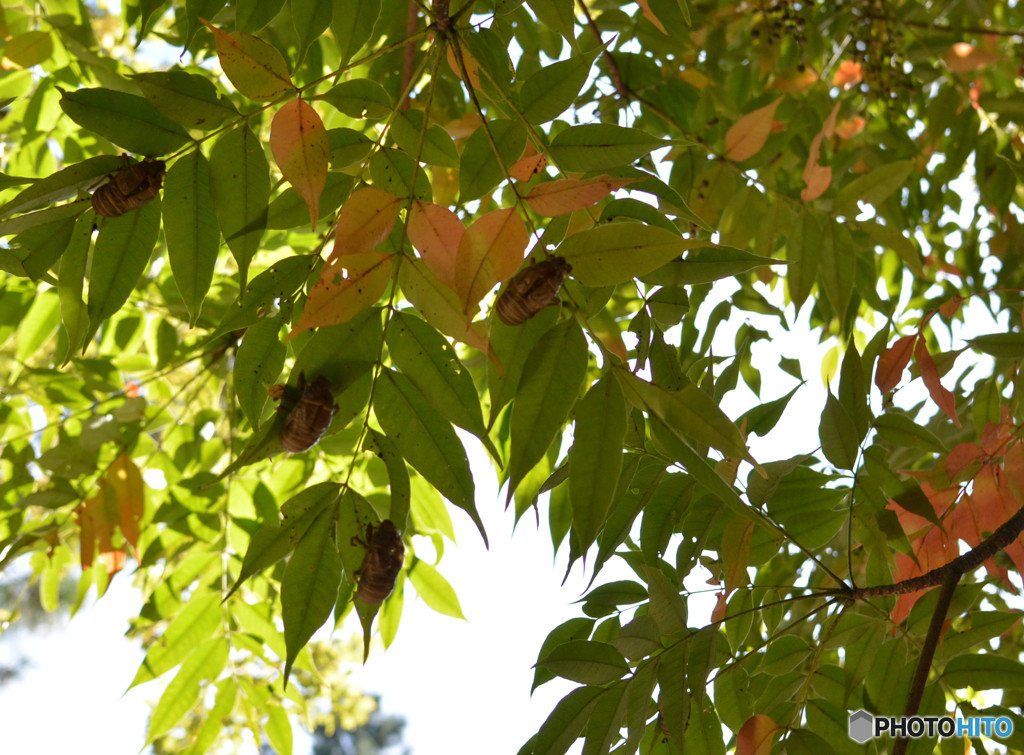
[280, 373, 337, 453]
[355, 519, 404, 604]
[495, 256, 571, 326]
[91, 155, 166, 218]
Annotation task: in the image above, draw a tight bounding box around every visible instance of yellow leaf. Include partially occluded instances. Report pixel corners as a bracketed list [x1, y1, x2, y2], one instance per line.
[107, 454, 145, 550]
[454, 208, 529, 315]
[334, 186, 403, 256]
[725, 97, 783, 162]
[636, 0, 667, 34]
[270, 99, 329, 231]
[201, 18, 293, 101]
[407, 200, 465, 290]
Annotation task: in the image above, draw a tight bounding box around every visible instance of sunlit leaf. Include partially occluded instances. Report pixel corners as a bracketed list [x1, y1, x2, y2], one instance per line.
[270, 99, 329, 231]
[725, 97, 783, 162]
[201, 19, 294, 101]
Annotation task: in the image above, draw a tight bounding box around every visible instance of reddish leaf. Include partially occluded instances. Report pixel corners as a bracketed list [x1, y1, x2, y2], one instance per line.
[914, 337, 960, 427]
[800, 103, 839, 202]
[407, 200, 464, 290]
[524, 175, 636, 216]
[952, 463, 1024, 587]
[271, 99, 329, 231]
[835, 116, 865, 139]
[710, 591, 728, 624]
[944, 442, 985, 479]
[832, 60, 863, 89]
[939, 294, 964, 319]
[724, 97, 783, 162]
[636, 0, 667, 34]
[287, 188, 401, 339]
[201, 19, 293, 101]
[737, 715, 779, 755]
[509, 152, 547, 182]
[78, 481, 127, 577]
[875, 333, 916, 393]
[888, 486, 958, 625]
[108, 453, 144, 550]
[722, 519, 753, 596]
[454, 208, 529, 315]
[944, 43, 1001, 73]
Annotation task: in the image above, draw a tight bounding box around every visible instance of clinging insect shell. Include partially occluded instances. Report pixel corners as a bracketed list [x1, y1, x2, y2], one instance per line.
[356, 519, 404, 604]
[280, 374, 337, 452]
[91, 156, 166, 218]
[495, 256, 572, 326]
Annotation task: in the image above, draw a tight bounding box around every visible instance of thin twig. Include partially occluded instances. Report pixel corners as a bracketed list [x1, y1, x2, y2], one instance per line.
[576, 0, 628, 98]
[400, 0, 419, 110]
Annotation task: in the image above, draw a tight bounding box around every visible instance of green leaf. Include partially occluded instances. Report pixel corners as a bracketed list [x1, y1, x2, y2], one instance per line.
[519, 53, 595, 125]
[658, 643, 689, 743]
[569, 376, 627, 555]
[549, 124, 664, 172]
[526, 686, 603, 755]
[762, 634, 812, 675]
[581, 681, 630, 755]
[968, 332, 1024, 359]
[164, 150, 219, 325]
[328, 127, 373, 169]
[557, 223, 687, 287]
[281, 505, 342, 685]
[233, 318, 285, 427]
[4, 30, 54, 67]
[526, 0, 576, 44]
[369, 147, 431, 201]
[617, 371, 751, 461]
[374, 369, 486, 545]
[857, 218, 923, 278]
[264, 172, 353, 229]
[226, 482, 342, 598]
[661, 243, 787, 285]
[488, 305, 560, 427]
[540, 639, 629, 685]
[508, 319, 588, 503]
[87, 199, 161, 336]
[834, 160, 914, 215]
[131, 593, 224, 687]
[187, 678, 238, 755]
[644, 565, 687, 637]
[331, 0, 381, 66]
[291, 0, 333, 66]
[460, 119, 527, 202]
[318, 78, 393, 120]
[59, 87, 191, 155]
[819, 390, 859, 470]
[387, 311, 495, 454]
[389, 110, 460, 168]
[408, 560, 465, 619]
[366, 429, 411, 532]
[264, 703, 293, 755]
[939, 612, 1022, 660]
[765, 467, 846, 549]
[785, 207, 818, 309]
[839, 338, 870, 440]
[873, 412, 946, 453]
[57, 213, 94, 361]
[532, 617, 596, 692]
[209, 125, 271, 288]
[210, 254, 317, 339]
[818, 218, 854, 317]
[739, 384, 800, 437]
[0, 155, 124, 219]
[943, 654, 1024, 690]
[147, 636, 230, 743]
[131, 70, 238, 130]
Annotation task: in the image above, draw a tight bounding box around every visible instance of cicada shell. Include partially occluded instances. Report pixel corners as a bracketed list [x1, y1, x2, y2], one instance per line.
[495, 256, 572, 326]
[356, 519, 404, 604]
[91, 155, 166, 218]
[280, 374, 337, 452]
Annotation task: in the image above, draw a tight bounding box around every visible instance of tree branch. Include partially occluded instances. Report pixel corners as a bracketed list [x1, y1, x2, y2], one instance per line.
[400, 0, 420, 110]
[576, 0, 629, 99]
[848, 503, 1024, 600]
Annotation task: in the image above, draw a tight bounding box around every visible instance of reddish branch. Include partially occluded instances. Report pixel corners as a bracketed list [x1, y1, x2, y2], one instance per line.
[400, 0, 419, 110]
[432, 0, 451, 34]
[576, 0, 629, 99]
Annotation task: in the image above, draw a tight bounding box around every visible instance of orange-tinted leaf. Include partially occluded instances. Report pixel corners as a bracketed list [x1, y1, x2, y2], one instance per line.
[945, 43, 1001, 73]
[334, 186, 403, 257]
[78, 481, 126, 577]
[271, 99, 329, 231]
[770, 67, 817, 94]
[107, 454, 144, 549]
[725, 97, 783, 162]
[454, 208, 529, 315]
[944, 441, 985, 479]
[939, 294, 964, 319]
[524, 175, 636, 216]
[509, 152, 548, 182]
[636, 0, 667, 34]
[800, 103, 840, 202]
[737, 715, 779, 755]
[711, 590, 728, 623]
[832, 60, 863, 89]
[722, 519, 753, 595]
[446, 44, 482, 93]
[407, 200, 464, 290]
[875, 333, 916, 393]
[398, 258, 495, 361]
[201, 19, 293, 101]
[951, 464, 1023, 587]
[835, 116, 865, 139]
[289, 252, 392, 339]
[914, 337, 960, 427]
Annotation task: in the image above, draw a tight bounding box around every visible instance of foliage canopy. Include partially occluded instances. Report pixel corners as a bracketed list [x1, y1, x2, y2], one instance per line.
[3, 0, 1024, 752]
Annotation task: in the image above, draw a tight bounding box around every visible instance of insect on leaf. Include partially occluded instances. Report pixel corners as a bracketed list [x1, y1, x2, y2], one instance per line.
[270, 99, 329, 231]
